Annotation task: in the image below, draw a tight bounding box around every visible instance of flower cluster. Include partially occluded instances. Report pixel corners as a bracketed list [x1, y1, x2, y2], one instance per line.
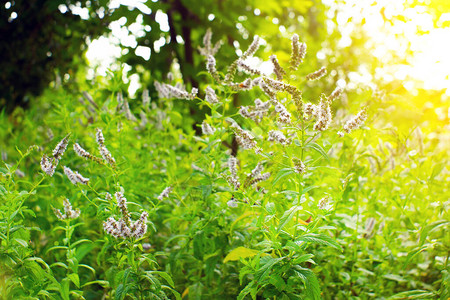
[231, 124, 257, 150]
[239, 98, 270, 123]
[201, 121, 216, 135]
[274, 101, 291, 124]
[53, 198, 80, 220]
[96, 128, 116, 166]
[306, 67, 327, 81]
[241, 35, 260, 60]
[249, 172, 270, 186]
[82, 91, 99, 110]
[263, 77, 297, 95]
[328, 87, 343, 102]
[103, 191, 148, 239]
[73, 142, 102, 164]
[313, 94, 332, 132]
[52, 134, 70, 160]
[205, 86, 219, 104]
[227, 197, 238, 208]
[290, 34, 306, 70]
[268, 130, 290, 145]
[270, 55, 286, 81]
[340, 107, 368, 136]
[237, 60, 262, 76]
[236, 78, 253, 90]
[246, 162, 270, 186]
[292, 158, 306, 174]
[157, 186, 172, 201]
[154, 81, 198, 100]
[318, 196, 333, 211]
[40, 134, 70, 176]
[259, 80, 277, 100]
[117, 92, 138, 122]
[198, 28, 222, 57]
[63, 166, 89, 185]
[227, 157, 240, 190]
[40, 155, 57, 176]
[303, 102, 317, 119]
[224, 35, 260, 83]
[206, 55, 221, 82]
[142, 89, 150, 107]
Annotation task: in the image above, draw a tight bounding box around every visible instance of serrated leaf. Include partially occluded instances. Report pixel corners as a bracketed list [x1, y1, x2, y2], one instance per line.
[237, 281, 256, 300]
[67, 273, 80, 288]
[295, 233, 341, 250]
[295, 268, 321, 300]
[292, 254, 315, 265]
[269, 274, 286, 291]
[278, 205, 301, 233]
[162, 285, 182, 300]
[153, 271, 175, 288]
[254, 257, 282, 282]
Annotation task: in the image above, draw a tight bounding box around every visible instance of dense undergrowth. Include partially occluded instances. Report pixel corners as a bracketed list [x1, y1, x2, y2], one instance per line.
[0, 32, 448, 299]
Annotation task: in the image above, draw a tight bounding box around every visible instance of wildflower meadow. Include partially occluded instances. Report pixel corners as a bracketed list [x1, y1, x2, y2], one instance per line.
[0, 1, 449, 299]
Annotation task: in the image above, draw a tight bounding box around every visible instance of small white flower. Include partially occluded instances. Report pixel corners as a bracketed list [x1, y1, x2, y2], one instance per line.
[227, 198, 238, 208]
[158, 186, 172, 201]
[53, 198, 80, 220]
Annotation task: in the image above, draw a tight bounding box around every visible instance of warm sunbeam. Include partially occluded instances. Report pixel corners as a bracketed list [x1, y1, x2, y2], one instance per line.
[329, 0, 450, 95]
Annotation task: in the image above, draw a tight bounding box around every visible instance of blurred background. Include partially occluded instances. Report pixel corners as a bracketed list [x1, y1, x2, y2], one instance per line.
[1, 0, 449, 122]
[1, 0, 449, 153]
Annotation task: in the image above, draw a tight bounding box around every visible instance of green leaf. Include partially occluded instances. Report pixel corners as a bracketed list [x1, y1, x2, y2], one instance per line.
[404, 245, 428, 268]
[295, 268, 321, 300]
[153, 271, 175, 288]
[429, 162, 445, 180]
[67, 273, 80, 288]
[295, 233, 342, 250]
[272, 168, 295, 186]
[419, 220, 449, 246]
[79, 264, 96, 275]
[115, 283, 125, 300]
[71, 239, 92, 248]
[292, 254, 315, 265]
[278, 205, 301, 233]
[382, 274, 407, 283]
[143, 273, 161, 290]
[82, 280, 110, 288]
[254, 257, 282, 283]
[237, 281, 256, 300]
[162, 285, 182, 300]
[223, 247, 259, 263]
[304, 142, 329, 161]
[46, 245, 69, 254]
[14, 238, 28, 247]
[388, 289, 435, 299]
[50, 262, 68, 269]
[26, 257, 51, 271]
[269, 274, 286, 291]
[60, 278, 70, 300]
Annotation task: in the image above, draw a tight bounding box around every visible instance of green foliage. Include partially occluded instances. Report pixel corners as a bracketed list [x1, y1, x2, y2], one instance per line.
[0, 0, 109, 111]
[0, 28, 448, 300]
